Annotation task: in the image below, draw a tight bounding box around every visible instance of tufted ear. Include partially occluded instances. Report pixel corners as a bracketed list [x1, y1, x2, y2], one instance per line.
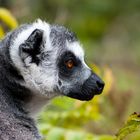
[19, 29, 43, 65]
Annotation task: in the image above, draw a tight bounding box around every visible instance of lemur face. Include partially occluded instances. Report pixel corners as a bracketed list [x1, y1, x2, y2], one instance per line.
[10, 20, 104, 101]
[49, 25, 104, 100]
[56, 47, 104, 101]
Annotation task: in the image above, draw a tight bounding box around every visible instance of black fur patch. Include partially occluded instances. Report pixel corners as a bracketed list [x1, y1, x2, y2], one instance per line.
[19, 29, 43, 65]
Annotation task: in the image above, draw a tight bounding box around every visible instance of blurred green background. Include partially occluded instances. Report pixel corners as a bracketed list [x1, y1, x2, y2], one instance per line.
[1, 0, 140, 139]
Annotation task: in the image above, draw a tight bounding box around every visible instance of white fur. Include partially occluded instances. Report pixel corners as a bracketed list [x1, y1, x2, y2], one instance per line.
[67, 41, 84, 60]
[67, 41, 91, 70]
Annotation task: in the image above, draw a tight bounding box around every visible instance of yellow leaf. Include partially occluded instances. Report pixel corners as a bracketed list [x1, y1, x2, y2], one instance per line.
[0, 8, 18, 29]
[103, 66, 114, 95]
[74, 100, 85, 108]
[89, 63, 101, 75]
[116, 112, 140, 140]
[0, 25, 4, 38]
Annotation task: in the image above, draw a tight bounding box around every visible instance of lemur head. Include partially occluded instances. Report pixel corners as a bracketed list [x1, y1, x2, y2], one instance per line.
[10, 20, 104, 101]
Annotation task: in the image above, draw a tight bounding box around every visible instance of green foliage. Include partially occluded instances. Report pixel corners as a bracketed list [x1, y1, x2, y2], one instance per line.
[115, 113, 140, 140]
[39, 112, 140, 140]
[39, 125, 115, 140]
[39, 96, 101, 128]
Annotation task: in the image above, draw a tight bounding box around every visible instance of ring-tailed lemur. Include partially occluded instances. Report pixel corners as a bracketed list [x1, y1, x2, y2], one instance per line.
[0, 19, 104, 140]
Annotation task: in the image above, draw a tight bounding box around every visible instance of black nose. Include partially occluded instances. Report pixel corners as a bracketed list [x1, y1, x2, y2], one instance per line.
[96, 80, 105, 94]
[91, 73, 105, 94]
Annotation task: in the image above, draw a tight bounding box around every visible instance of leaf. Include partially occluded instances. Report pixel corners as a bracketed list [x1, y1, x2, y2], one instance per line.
[0, 8, 18, 29]
[52, 97, 75, 110]
[115, 112, 140, 140]
[0, 8, 18, 38]
[0, 25, 4, 38]
[47, 127, 65, 140]
[102, 66, 114, 95]
[97, 135, 115, 140]
[65, 131, 86, 140]
[41, 126, 115, 140]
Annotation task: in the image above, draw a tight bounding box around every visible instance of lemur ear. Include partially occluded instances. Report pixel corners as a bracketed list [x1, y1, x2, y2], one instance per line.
[19, 29, 43, 65]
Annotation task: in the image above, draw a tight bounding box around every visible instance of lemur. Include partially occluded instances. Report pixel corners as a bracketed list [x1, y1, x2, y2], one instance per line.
[0, 20, 104, 140]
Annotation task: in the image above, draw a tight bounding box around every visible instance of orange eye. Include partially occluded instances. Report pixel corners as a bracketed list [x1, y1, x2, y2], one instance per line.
[65, 60, 74, 69]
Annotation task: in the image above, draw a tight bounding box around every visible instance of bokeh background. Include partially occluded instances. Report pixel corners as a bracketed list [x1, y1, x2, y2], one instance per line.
[1, 0, 140, 139]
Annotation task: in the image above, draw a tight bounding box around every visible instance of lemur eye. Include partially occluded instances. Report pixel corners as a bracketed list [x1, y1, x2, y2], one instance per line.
[65, 59, 74, 69]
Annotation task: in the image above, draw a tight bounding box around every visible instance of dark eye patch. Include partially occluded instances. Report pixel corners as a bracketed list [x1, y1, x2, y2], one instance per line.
[63, 52, 77, 65]
[57, 51, 81, 78]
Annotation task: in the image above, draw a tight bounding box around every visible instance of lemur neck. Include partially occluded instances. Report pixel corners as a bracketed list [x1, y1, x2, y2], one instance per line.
[0, 53, 49, 117]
